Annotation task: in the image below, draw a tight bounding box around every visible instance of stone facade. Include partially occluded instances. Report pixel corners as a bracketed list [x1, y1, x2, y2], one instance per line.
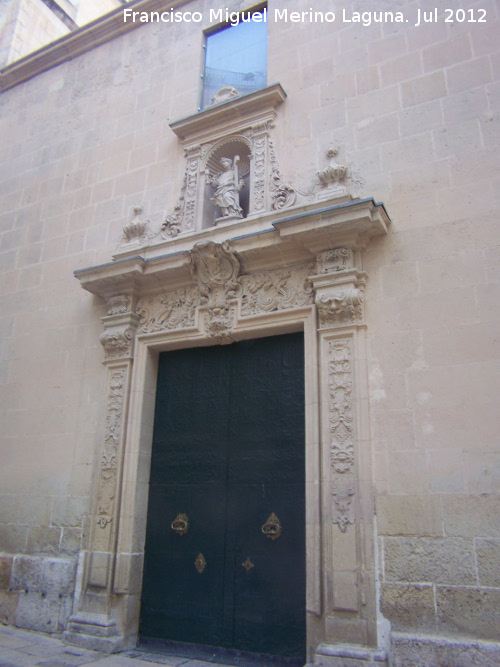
[0, 0, 123, 67]
[0, 0, 499, 665]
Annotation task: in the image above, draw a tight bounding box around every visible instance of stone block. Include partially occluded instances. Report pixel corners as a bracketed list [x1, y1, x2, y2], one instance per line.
[88, 551, 111, 588]
[0, 524, 27, 554]
[0, 590, 18, 625]
[436, 586, 500, 641]
[355, 114, 400, 148]
[42, 557, 77, 596]
[392, 633, 500, 667]
[60, 527, 82, 556]
[387, 452, 429, 494]
[26, 526, 61, 555]
[11, 556, 43, 593]
[377, 496, 443, 537]
[401, 71, 446, 107]
[442, 495, 500, 538]
[325, 616, 369, 647]
[0, 556, 12, 590]
[476, 539, 500, 588]
[384, 537, 477, 586]
[333, 570, 358, 612]
[380, 583, 435, 632]
[466, 451, 500, 495]
[356, 66, 380, 95]
[114, 553, 144, 595]
[15, 590, 63, 633]
[51, 495, 87, 528]
[422, 34, 473, 72]
[428, 449, 466, 494]
[446, 57, 492, 95]
[11, 554, 76, 597]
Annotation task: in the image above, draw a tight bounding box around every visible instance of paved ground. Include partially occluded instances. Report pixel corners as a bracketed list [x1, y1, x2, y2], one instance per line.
[0, 626, 230, 667]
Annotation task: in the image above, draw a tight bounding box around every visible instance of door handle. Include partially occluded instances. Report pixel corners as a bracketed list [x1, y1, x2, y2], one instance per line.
[262, 512, 282, 540]
[171, 513, 189, 535]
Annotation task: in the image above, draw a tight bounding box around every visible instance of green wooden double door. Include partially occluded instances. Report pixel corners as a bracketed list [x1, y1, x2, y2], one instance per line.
[140, 333, 306, 662]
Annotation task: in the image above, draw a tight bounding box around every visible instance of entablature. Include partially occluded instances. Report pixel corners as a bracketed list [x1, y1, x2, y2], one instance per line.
[75, 196, 390, 302]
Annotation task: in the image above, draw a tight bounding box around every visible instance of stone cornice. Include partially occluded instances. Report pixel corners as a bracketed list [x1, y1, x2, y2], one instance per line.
[169, 84, 287, 144]
[74, 197, 390, 300]
[0, 0, 189, 93]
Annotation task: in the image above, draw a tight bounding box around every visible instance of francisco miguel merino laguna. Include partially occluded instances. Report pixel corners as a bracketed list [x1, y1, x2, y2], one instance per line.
[123, 6, 489, 26]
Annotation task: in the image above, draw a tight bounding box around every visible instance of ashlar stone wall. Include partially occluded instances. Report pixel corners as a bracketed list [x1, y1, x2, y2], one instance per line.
[0, 0, 498, 660]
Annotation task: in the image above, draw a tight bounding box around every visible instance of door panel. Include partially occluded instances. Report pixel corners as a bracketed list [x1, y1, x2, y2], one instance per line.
[140, 333, 305, 660]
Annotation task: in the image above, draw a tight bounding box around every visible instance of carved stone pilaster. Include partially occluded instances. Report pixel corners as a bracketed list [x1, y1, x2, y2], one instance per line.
[328, 338, 356, 533]
[251, 130, 267, 213]
[165, 144, 202, 235]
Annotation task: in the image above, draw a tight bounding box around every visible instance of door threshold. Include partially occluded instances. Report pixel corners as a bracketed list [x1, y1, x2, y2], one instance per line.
[137, 637, 305, 667]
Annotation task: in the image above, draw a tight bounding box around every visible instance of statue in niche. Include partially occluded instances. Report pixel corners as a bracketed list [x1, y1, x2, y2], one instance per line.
[209, 157, 244, 219]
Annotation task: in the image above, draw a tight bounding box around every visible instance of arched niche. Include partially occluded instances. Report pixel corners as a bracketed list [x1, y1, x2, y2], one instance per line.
[202, 136, 252, 228]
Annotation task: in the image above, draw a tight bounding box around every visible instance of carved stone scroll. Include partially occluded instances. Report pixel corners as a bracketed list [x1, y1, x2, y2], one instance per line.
[136, 287, 199, 334]
[240, 262, 315, 316]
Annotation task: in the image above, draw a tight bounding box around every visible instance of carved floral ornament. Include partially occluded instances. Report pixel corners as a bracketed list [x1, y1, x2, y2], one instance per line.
[133, 242, 317, 344]
[98, 237, 377, 355]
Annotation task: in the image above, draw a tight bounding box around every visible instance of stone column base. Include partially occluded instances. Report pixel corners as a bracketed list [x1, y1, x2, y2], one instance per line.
[63, 612, 124, 653]
[314, 643, 388, 667]
[391, 632, 500, 667]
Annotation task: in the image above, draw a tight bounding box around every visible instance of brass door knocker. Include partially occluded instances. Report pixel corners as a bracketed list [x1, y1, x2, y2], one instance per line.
[171, 513, 189, 535]
[262, 512, 282, 540]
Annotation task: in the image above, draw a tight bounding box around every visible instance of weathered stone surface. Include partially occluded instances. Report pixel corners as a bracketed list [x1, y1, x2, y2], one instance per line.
[380, 583, 436, 632]
[26, 526, 61, 555]
[377, 496, 443, 537]
[60, 528, 82, 556]
[0, 525, 27, 554]
[42, 557, 77, 596]
[0, 591, 18, 625]
[436, 586, 500, 641]
[11, 556, 43, 593]
[384, 537, 477, 586]
[476, 539, 500, 588]
[442, 495, 500, 538]
[0, 556, 12, 590]
[15, 591, 64, 633]
[392, 632, 500, 667]
[10, 555, 76, 634]
[11, 555, 76, 596]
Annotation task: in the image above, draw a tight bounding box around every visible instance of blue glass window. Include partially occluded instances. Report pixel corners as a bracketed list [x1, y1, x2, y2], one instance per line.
[201, 9, 267, 109]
